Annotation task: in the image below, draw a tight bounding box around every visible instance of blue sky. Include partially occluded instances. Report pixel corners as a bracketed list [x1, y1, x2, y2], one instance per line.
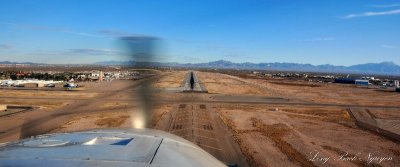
[0, 0, 399, 65]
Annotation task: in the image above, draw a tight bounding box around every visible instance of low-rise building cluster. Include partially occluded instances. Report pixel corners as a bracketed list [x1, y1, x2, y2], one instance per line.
[0, 70, 146, 88]
[246, 70, 400, 89]
[0, 79, 65, 88]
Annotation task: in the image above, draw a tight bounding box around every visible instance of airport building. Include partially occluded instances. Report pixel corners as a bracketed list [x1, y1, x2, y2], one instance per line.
[88, 71, 104, 81]
[355, 80, 369, 86]
[0, 80, 64, 88]
[395, 80, 400, 92]
[334, 78, 355, 84]
[24, 82, 45, 88]
[0, 105, 6, 111]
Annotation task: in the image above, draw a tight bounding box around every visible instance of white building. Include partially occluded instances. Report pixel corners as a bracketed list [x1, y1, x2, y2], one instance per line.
[89, 71, 104, 81]
[0, 104, 6, 111]
[0, 80, 63, 87]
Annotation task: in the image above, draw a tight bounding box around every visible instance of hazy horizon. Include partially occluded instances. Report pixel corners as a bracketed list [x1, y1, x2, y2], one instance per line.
[2, 59, 400, 67]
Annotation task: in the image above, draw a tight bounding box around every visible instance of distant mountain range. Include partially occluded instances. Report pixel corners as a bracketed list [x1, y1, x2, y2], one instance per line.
[1, 60, 400, 75]
[95, 60, 400, 75]
[0, 61, 39, 65]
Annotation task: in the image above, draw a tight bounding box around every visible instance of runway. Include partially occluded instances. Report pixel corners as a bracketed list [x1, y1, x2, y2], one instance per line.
[155, 71, 247, 166]
[156, 94, 248, 166]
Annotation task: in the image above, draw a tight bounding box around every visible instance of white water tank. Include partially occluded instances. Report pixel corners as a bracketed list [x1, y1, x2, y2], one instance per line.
[395, 80, 400, 88]
[396, 80, 400, 92]
[66, 83, 76, 88]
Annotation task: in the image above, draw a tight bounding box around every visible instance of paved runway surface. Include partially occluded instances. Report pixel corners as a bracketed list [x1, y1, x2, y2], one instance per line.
[156, 72, 247, 166]
[156, 94, 248, 166]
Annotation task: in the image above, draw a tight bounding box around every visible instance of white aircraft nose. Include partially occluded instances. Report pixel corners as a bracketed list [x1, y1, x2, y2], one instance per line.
[0, 128, 227, 167]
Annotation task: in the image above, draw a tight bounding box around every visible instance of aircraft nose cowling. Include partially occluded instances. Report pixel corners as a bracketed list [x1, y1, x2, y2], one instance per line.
[0, 128, 227, 167]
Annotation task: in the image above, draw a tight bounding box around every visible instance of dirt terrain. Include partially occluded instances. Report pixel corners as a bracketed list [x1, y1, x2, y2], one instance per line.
[51, 104, 173, 133]
[1, 70, 399, 167]
[217, 104, 399, 167]
[249, 77, 400, 107]
[152, 70, 187, 88]
[198, 72, 400, 167]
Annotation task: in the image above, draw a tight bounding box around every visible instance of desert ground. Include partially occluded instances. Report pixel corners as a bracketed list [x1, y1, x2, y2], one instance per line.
[0, 70, 399, 167]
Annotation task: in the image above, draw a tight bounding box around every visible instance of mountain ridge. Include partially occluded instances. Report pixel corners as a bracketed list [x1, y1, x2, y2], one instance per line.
[1, 60, 399, 75]
[95, 60, 400, 75]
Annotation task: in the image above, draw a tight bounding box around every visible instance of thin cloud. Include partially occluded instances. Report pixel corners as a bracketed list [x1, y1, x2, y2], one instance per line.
[301, 37, 335, 42]
[180, 55, 203, 62]
[344, 9, 400, 19]
[0, 21, 16, 26]
[0, 21, 67, 31]
[0, 44, 12, 49]
[97, 29, 135, 37]
[171, 38, 210, 44]
[382, 44, 397, 49]
[204, 45, 233, 50]
[26, 49, 118, 57]
[0, 21, 105, 38]
[370, 4, 400, 8]
[68, 48, 119, 55]
[64, 31, 104, 38]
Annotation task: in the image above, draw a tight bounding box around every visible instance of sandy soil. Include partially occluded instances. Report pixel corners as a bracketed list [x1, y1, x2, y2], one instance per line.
[217, 104, 400, 167]
[0, 99, 66, 109]
[249, 78, 400, 107]
[198, 72, 273, 96]
[152, 71, 186, 88]
[368, 108, 400, 120]
[51, 104, 173, 133]
[0, 89, 97, 109]
[199, 71, 400, 107]
[0, 89, 97, 98]
[195, 72, 400, 166]
[51, 111, 132, 132]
